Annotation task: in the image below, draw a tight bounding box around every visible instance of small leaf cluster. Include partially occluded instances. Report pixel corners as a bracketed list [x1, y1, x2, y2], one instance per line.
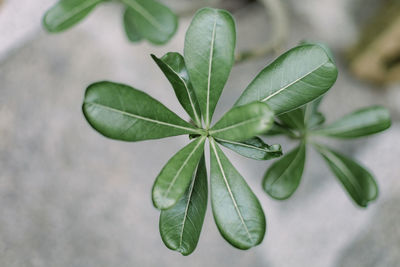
[263, 95, 391, 207]
[82, 8, 339, 255]
[43, 0, 177, 45]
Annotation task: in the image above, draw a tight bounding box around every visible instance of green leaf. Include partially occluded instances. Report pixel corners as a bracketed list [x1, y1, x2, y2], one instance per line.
[263, 143, 306, 200]
[209, 102, 274, 142]
[152, 137, 206, 210]
[263, 122, 285, 136]
[300, 41, 335, 63]
[43, 0, 104, 32]
[159, 155, 208, 256]
[314, 144, 378, 207]
[277, 107, 305, 130]
[235, 44, 338, 115]
[209, 138, 266, 249]
[216, 137, 282, 160]
[151, 53, 202, 127]
[122, 0, 177, 45]
[123, 7, 143, 42]
[83, 81, 200, 141]
[263, 121, 297, 137]
[313, 106, 391, 138]
[184, 8, 236, 127]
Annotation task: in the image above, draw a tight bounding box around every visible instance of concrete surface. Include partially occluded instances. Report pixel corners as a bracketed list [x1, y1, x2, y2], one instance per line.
[0, 0, 399, 266]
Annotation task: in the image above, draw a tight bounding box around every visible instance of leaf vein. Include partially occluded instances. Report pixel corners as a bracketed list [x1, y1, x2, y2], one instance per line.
[86, 102, 197, 133]
[206, 16, 218, 127]
[210, 139, 253, 243]
[261, 60, 329, 102]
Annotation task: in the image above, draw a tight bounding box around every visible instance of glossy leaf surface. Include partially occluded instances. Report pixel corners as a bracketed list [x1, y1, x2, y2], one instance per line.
[301, 41, 335, 63]
[263, 143, 306, 199]
[235, 44, 338, 115]
[159, 155, 208, 256]
[210, 139, 266, 249]
[216, 137, 282, 160]
[123, 8, 143, 42]
[43, 0, 104, 32]
[153, 137, 206, 209]
[83, 81, 199, 141]
[209, 102, 274, 142]
[184, 8, 236, 127]
[315, 144, 378, 207]
[314, 106, 391, 138]
[152, 53, 202, 127]
[122, 0, 177, 44]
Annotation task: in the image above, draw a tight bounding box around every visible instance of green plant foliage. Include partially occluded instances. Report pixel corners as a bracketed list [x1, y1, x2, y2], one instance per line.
[43, 0, 105, 32]
[184, 8, 236, 127]
[235, 44, 338, 115]
[314, 144, 378, 207]
[82, 8, 339, 255]
[209, 139, 266, 249]
[209, 102, 274, 141]
[216, 137, 282, 160]
[83, 81, 200, 141]
[122, 0, 177, 45]
[159, 155, 208, 256]
[313, 106, 391, 138]
[151, 53, 202, 127]
[123, 8, 143, 42]
[263, 92, 391, 207]
[263, 143, 306, 200]
[43, 0, 177, 45]
[152, 136, 206, 210]
[277, 108, 306, 130]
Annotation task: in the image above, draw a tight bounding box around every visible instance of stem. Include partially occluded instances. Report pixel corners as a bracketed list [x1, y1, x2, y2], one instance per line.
[235, 0, 289, 63]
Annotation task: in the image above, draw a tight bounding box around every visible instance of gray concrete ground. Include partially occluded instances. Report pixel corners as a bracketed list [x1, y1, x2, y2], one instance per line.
[0, 0, 399, 266]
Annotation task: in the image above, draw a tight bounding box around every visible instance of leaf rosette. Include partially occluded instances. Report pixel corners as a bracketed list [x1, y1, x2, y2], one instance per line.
[82, 8, 340, 254]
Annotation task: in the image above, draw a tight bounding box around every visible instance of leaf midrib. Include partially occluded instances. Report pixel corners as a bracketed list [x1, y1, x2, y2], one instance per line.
[269, 145, 303, 188]
[216, 138, 269, 153]
[209, 117, 261, 135]
[164, 137, 205, 198]
[49, 0, 101, 28]
[317, 122, 382, 136]
[178, 163, 199, 250]
[318, 147, 364, 200]
[205, 15, 218, 128]
[162, 59, 202, 127]
[261, 60, 330, 102]
[210, 139, 253, 243]
[85, 102, 199, 133]
[123, 0, 164, 31]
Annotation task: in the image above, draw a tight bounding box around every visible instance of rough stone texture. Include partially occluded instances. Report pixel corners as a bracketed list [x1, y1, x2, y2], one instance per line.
[0, 1, 399, 267]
